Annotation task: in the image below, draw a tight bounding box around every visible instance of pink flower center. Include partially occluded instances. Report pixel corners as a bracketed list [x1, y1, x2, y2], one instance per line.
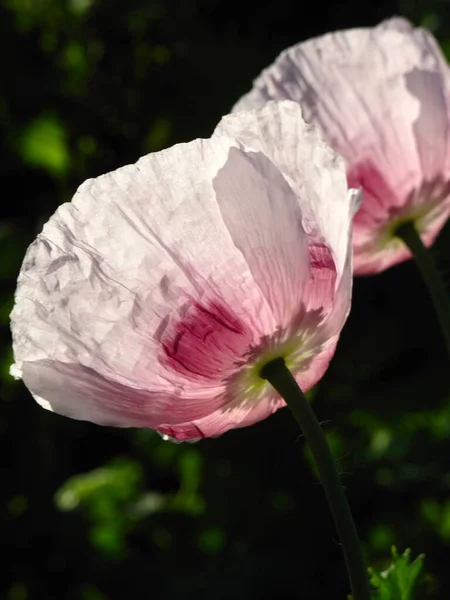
[160, 299, 253, 383]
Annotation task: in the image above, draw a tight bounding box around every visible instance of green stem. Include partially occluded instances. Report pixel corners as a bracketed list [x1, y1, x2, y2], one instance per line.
[395, 221, 450, 359]
[260, 357, 370, 600]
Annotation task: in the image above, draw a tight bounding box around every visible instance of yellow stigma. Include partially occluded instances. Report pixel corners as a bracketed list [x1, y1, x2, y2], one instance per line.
[232, 337, 315, 406]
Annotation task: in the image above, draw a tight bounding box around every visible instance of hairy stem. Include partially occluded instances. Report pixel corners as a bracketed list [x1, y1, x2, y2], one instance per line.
[260, 357, 370, 600]
[396, 221, 450, 360]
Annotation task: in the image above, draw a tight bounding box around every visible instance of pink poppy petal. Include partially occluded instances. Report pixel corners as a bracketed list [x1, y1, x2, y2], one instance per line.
[156, 338, 338, 441]
[215, 100, 357, 280]
[11, 137, 283, 427]
[233, 19, 450, 274]
[303, 239, 337, 315]
[19, 358, 237, 434]
[156, 393, 285, 441]
[321, 189, 362, 335]
[11, 137, 274, 390]
[213, 145, 310, 328]
[158, 296, 253, 383]
[13, 113, 348, 433]
[233, 18, 450, 187]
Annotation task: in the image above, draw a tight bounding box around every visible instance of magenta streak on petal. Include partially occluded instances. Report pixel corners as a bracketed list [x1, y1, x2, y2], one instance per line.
[161, 299, 253, 383]
[157, 423, 205, 441]
[348, 161, 405, 230]
[305, 239, 337, 315]
[309, 240, 336, 274]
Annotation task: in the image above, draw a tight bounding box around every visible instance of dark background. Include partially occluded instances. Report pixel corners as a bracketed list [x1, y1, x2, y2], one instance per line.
[1, 1, 450, 598]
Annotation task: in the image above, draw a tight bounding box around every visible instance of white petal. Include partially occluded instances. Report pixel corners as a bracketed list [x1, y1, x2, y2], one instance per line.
[213, 145, 310, 328]
[10, 133, 314, 429]
[233, 18, 450, 212]
[215, 100, 360, 279]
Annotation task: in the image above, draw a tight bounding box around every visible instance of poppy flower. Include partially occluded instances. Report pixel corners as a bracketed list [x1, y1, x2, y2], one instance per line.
[233, 18, 450, 274]
[10, 101, 360, 441]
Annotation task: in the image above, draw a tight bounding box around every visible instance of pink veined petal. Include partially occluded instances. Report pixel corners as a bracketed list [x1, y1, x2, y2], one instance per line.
[215, 101, 358, 282]
[158, 298, 253, 382]
[304, 239, 337, 315]
[321, 188, 362, 337]
[212, 145, 310, 329]
[156, 393, 286, 441]
[215, 101, 361, 334]
[351, 183, 450, 275]
[12, 107, 348, 438]
[233, 18, 450, 185]
[12, 138, 272, 371]
[156, 337, 338, 441]
[232, 19, 450, 274]
[19, 359, 228, 429]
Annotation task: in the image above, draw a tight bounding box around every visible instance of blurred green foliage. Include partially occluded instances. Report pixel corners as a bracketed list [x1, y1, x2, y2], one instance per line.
[369, 548, 425, 600]
[1, 0, 450, 599]
[19, 114, 70, 176]
[54, 451, 205, 558]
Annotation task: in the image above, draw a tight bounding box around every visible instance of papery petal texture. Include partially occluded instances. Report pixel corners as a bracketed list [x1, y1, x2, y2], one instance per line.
[233, 18, 450, 274]
[11, 101, 357, 440]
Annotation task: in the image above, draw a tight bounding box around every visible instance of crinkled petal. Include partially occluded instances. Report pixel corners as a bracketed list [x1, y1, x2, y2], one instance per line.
[215, 100, 357, 281]
[157, 394, 286, 441]
[321, 188, 362, 337]
[213, 145, 310, 329]
[11, 124, 328, 435]
[156, 338, 338, 441]
[19, 359, 227, 428]
[12, 137, 270, 379]
[233, 18, 450, 185]
[233, 19, 450, 274]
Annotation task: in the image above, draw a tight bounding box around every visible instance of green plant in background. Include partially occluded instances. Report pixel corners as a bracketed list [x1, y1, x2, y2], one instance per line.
[55, 458, 143, 557]
[19, 114, 70, 177]
[369, 548, 425, 600]
[54, 448, 205, 558]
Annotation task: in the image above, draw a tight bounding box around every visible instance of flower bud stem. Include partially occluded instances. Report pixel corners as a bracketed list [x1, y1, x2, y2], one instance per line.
[260, 357, 370, 600]
[396, 221, 450, 359]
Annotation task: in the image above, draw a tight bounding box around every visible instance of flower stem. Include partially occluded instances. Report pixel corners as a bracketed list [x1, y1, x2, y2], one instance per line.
[260, 357, 370, 600]
[395, 221, 450, 359]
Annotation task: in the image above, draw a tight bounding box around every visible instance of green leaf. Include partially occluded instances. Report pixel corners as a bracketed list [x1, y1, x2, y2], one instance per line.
[19, 114, 70, 177]
[369, 547, 425, 600]
[54, 458, 143, 511]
